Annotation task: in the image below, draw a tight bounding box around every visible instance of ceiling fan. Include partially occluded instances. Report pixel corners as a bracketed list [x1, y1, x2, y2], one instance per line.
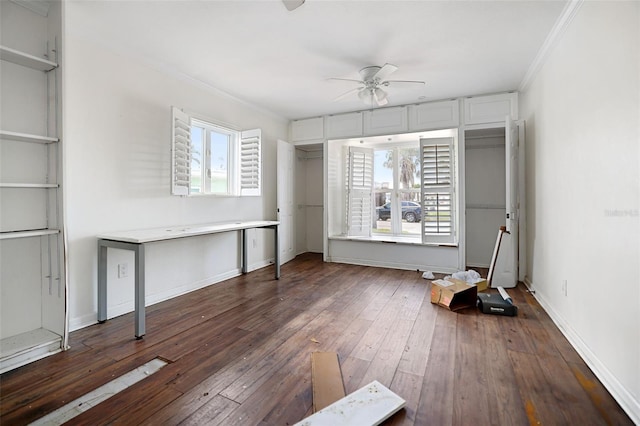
[329, 63, 426, 106]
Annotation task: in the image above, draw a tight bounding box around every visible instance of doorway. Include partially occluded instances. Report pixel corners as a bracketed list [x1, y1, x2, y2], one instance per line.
[464, 127, 506, 268]
[294, 144, 324, 254]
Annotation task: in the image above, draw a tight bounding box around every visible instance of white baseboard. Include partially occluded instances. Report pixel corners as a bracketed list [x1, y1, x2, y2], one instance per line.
[328, 256, 458, 275]
[69, 259, 275, 332]
[525, 278, 640, 424]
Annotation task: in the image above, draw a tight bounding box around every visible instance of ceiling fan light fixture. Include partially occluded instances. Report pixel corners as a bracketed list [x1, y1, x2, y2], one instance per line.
[328, 63, 424, 107]
[374, 88, 387, 102]
[358, 89, 371, 101]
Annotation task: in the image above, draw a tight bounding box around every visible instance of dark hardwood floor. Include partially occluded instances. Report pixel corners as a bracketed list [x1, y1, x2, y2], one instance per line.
[0, 253, 632, 425]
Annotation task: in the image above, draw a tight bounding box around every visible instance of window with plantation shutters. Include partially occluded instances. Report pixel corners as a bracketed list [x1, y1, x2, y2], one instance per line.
[172, 107, 191, 196]
[421, 137, 454, 243]
[170, 106, 261, 197]
[347, 147, 374, 237]
[240, 129, 261, 196]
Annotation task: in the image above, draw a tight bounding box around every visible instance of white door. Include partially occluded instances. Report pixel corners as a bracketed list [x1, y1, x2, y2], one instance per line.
[277, 140, 295, 264]
[492, 117, 519, 288]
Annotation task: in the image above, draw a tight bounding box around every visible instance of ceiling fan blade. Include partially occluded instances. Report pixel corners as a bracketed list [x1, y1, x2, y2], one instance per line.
[333, 87, 364, 102]
[326, 77, 365, 83]
[282, 0, 305, 11]
[372, 63, 398, 81]
[383, 79, 426, 85]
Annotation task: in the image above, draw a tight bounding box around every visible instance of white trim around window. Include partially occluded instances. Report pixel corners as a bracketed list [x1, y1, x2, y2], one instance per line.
[170, 106, 261, 197]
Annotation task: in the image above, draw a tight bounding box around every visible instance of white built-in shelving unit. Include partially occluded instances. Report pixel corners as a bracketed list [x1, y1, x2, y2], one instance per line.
[0, 0, 67, 373]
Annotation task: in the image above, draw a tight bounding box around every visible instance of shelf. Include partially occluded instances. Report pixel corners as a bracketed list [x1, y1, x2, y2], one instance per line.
[0, 183, 59, 188]
[0, 130, 58, 144]
[0, 229, 60, 240]
[0, 45, 57, 71]
[0, 328, 62, 374]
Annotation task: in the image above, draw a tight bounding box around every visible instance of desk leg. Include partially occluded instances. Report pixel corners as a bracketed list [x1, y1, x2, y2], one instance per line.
[274, 225, 280, 280]
[134, 244, 146, 339]
[241, 229, 248, 274]
[97, 240, 108, 323]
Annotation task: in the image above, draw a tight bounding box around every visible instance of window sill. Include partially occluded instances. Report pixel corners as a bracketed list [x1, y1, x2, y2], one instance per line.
[187, 192, 239, 198]
[329, 235, 458, 248]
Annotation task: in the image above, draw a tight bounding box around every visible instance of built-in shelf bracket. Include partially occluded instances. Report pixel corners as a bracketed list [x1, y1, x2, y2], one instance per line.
[0, 229, 60, 240]
[0, 130, 58, 144]
[0, 183, 59, 188]
[0, 45, 57, 71]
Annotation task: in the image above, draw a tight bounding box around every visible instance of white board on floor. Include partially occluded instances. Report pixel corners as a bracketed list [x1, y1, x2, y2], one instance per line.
[295, 380, 405, 426]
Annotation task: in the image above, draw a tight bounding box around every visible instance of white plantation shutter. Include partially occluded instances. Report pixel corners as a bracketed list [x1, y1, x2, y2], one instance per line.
[171, 107, 191, 196]
[421, 137, 454, 243]
[240, 129, 261, 196]
[347, 146, 373, 237]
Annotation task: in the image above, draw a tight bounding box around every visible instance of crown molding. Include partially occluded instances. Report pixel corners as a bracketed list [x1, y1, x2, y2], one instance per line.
[10, 0, 50, 17]
[519, 0, 584, 92]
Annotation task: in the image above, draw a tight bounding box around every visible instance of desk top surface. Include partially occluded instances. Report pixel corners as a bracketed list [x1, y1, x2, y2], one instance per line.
[98, 220, 279, 244]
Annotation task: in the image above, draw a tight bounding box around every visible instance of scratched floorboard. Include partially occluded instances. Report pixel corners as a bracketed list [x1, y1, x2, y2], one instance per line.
[0, 253, 632, 425]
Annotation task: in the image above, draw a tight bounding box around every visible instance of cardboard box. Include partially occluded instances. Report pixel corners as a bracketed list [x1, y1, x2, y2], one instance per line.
[430, 278, 478, 311]
[472, 278, 488, 292]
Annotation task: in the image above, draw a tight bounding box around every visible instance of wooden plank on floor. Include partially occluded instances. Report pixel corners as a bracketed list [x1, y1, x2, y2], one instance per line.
[311, 352, 346, 412]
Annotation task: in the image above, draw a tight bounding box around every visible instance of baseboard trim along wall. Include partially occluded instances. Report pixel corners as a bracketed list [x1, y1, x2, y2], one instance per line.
[70, 258, 275, 332]
[328, 256, 459, 275]
[523, 278, 640, 424]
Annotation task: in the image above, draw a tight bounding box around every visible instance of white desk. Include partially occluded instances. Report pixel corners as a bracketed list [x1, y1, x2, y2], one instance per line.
[97, 220, 279, 338]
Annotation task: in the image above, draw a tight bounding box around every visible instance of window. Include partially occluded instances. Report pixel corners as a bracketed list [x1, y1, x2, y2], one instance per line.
[335, 129, 457, 244]
[372, 146, 421, 238]
[171, 106, 261, 196]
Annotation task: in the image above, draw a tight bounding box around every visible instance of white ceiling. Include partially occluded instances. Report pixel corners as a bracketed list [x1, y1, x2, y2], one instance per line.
[67, 0, 568, 121]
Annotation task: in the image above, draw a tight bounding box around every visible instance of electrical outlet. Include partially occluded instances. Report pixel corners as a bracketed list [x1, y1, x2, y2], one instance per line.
[118, 263, 129, 278]
[562, 279, 568, 296]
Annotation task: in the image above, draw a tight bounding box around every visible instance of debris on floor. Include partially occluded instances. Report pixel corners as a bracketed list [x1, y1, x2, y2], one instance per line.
[297, 380, 405, 426]
[430, 278, 478, 311]
[311, 352, 345, 412]
[421, 271, 435, 279]
[477, 286, 518, 316]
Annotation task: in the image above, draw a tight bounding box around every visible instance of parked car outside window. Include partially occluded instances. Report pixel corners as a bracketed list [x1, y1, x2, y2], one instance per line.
[376, 201, 422, 223]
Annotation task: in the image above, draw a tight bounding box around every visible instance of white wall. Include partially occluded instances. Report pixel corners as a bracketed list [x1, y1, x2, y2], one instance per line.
[520, 1, 640, 421]
[64, 7, 288, 329]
